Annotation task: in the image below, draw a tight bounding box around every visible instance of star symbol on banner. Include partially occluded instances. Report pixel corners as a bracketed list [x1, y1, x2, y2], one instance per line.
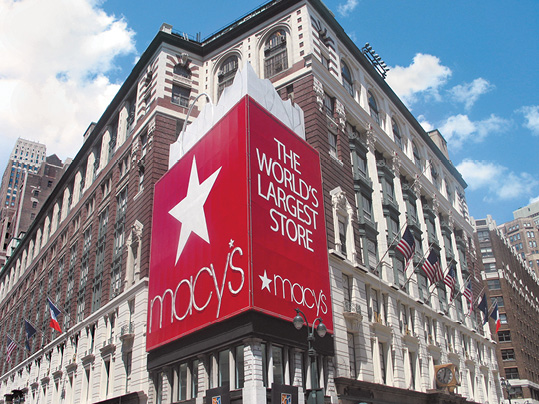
[259, 270, 272, 292]
[169, 156, 221, 264]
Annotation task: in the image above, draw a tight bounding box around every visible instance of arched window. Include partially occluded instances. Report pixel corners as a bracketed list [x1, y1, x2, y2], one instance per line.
[412, 142, 422, 170]
[217, 55, 239, 100]
[368, 91, 380, 125]
[173, 64, 191, 78]
[392, 118, 403, 150]
[264, 29, 288, 78]
[341, 61, 354, 97]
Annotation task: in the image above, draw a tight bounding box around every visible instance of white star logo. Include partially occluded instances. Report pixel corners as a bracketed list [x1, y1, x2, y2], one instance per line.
[259, 270, 272, 292]
[169, 156, 221, 264]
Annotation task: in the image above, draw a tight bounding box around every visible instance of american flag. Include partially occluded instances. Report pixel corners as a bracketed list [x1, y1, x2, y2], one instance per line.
[396, 226, 415, 263]
[5, 336, 16, 363]
[444, 264, 457, 298]
[463, 281, 473, 305]
[421, 250, 443, 284]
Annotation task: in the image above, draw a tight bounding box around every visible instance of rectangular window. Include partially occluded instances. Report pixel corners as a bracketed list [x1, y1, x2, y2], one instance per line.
[218, 349, 230, 387]
[272, 345, 284, 385]
[347, 332, 357, 379]
[323, 93, 334, 117]
[342, 274, 351, 310]
[177, 362, 188, 401]
[498, 330, 511, 342]
[328, 132, 337, 158]
[501, 349, 515, 361]
[379, 342, 386, 384]
[491, 296, 504, 308]
[487, 279, 501, 290]
[505, 367, 519, 379]
[171, 85, 191, 108]
[338, 217, 347, 255]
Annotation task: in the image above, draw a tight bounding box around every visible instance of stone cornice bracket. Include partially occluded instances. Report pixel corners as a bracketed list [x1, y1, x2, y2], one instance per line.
[313, 77, 324, 112]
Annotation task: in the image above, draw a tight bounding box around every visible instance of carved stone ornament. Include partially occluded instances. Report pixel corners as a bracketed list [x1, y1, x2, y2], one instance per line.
[432, 195, 440, 216]
[179, 52, 189, 66]
[391, 152, 401, 176]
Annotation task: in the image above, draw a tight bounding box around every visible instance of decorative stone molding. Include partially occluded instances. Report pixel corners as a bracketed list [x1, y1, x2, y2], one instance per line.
[391, 152, 401, 177]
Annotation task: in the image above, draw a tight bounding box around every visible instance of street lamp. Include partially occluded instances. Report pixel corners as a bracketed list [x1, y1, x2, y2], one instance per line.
[293, 308, 327, 404]
[500, 377, 513, 404]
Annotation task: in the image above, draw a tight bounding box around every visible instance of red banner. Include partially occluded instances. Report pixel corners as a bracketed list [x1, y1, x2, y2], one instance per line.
[147, 97, 332, 351]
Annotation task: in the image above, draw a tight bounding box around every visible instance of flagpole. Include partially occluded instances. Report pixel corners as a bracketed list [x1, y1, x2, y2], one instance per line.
[373, 158, 433, 277]
[400, 242, 434, 291]
[443, 274, 472, 313]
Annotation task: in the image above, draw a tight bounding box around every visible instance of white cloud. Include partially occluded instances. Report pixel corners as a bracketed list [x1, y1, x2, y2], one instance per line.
[386, 53, 452, 105]
[337, 0, 358, 17]
[518, 105, 539, 135]
[457, 159, 538, 201]
[0, 0, 136, 162]
[449, 78, 494, 109]
[417, 115, 434, 132]
[438, 114, 510, 149]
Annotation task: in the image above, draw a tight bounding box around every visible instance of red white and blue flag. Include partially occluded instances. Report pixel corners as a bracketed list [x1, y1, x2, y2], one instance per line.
[490, 302, 501, 333]
[421, 250, 443, 284]
[5, 336, 16, 363]
[444, 264, 457, 299]
[47, 298, 62, 332]
[396, 226, 415, 264]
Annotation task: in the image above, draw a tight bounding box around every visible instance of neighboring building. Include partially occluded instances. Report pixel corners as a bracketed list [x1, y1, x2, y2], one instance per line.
[474, 216, 539, 403]
[513, 200, 539, 222]
[2, 155, 67, 263]
[0, 1, 500, 404]
[0, 139, 48, 267]
[498, 215, 539, 277]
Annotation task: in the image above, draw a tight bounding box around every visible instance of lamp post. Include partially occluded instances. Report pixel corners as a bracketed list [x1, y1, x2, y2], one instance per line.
[293, 308, 327, 404]
[500, 377, 513, 404]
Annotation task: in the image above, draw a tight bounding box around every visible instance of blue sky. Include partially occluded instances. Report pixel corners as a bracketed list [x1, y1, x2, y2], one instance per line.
[0, 0, 537, 225]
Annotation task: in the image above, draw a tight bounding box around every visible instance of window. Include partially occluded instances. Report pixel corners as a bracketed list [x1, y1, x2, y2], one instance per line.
[171, 84, 190, 108]
[505, 367, 519, 379]
[342, 273, 352, 310]
[484, 262, 496, 272]
[487, 279, 501, 290]
[264, 30, 288, 78]
[341, 61, 354, 96]
[348, 332, 357, 378]
[32, 201, 37, 209]
[217, 55, 239, 99]
[368, 91, 380, 125]
[491, 296, 504, 308]
[392, 119, 403, 150]
[498, 330, 511, 342]
[328, 132, 337, 158]
[500, 313, 507, 324]
[323, 92, 334, 117]
[378, 342, 386, 384]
